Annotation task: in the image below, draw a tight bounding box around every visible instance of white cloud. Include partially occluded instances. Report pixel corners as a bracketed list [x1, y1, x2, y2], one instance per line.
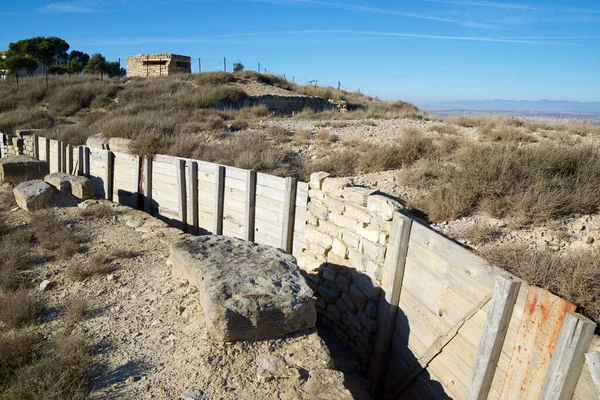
[39, 1, 100, 13]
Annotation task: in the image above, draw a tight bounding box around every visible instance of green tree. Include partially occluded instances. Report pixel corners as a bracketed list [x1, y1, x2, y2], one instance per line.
[1, 55, 39, 85]
[84, 53, 107, 75]
[69, 50, 90, 69]
[233, 61, 244, 72]
[8, 36, 70, 71]
[69, 58, 83, 74]
[105, 61, 126, 78]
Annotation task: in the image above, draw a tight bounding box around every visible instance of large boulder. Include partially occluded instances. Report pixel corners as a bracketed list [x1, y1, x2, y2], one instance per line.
[13, 180, 54, 211]
[168, 236, 316, 342]
[86, 133, 109, 150]
[108, 137, 133, 153]
[44, 173, 94, 200]
[0, 155, 49, 185]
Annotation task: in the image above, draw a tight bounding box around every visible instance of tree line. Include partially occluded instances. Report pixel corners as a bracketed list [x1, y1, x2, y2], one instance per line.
[1, 36, 125, 83]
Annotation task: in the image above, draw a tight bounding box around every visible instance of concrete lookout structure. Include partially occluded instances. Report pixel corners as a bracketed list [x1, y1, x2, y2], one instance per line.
[126, 53, 191, 77]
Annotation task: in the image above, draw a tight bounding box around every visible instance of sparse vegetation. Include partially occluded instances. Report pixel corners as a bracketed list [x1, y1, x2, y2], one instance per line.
[66, 254, 113, 281]
[0, 290, 41, 329]
[30, 210, 81, 259]
[481, 246, 600, 322]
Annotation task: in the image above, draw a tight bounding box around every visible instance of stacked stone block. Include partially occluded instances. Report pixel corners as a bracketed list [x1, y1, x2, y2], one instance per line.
[126, 54, 191, 78]
[1, 132, 39, 158]
[296, 171, 403, 369]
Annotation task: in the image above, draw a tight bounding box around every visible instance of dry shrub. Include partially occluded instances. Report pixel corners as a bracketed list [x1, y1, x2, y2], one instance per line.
[48, 82, 118, 116]
[304, 151, 359, 179]
[315, 130, 337, 143]
[359, 144, 404, 173]
[480, 125, 537, 143]
[30, 211, 80, 259]
[0, 290, 42, 328]
[0, 230, 33, 291]
[458, 222, 499, 246]
[395, 127, 435, 165]
[110, 248, 138, 259]
[449, 115, 480, 127]
[41, 123, 91, 146]
[80, 203, 111, 219]
[65, 295, 91, 323]
[194, 71, 235, 85]
[316, 121, 349, 128]
[292, 129, 312, 145]
[267, 126, 292, 144]
[429, 124, 459, 135]
[0, 332, 41, 387]
[0, 108, 53, 134]
[66, 254, 113, 282]
[481, 246, 600, 322]
[3, 334, 93, 400]
[228, 119, 249, 132]
[413, 142, 600, 224]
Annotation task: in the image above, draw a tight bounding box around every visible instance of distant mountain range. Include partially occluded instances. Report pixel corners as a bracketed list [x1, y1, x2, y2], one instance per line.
[419, 99, 600, 114]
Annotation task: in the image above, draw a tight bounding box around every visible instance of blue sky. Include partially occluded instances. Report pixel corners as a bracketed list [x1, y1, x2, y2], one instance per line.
[2, 0, 599, 103]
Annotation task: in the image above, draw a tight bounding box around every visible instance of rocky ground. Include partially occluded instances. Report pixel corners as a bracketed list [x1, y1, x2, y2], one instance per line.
[0, 187, 371, 399]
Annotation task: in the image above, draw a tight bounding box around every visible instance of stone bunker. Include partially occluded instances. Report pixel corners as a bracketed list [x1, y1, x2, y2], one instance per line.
[126, 53, 191, 77]
[168, 235, 317, 342]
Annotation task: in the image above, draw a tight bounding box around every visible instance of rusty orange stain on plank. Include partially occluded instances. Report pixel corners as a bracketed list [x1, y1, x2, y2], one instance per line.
[499, 286, 576, 400]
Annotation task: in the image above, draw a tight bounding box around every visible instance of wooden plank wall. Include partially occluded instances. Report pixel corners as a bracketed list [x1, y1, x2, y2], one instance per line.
[113, 152, 139, 208]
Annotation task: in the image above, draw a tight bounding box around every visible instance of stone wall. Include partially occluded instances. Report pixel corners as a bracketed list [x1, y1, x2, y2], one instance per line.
[1, 131, 36, 158]
[296, 172, 403, 369]
[126, 54, 191, 78]
[217, 95, 340, 114]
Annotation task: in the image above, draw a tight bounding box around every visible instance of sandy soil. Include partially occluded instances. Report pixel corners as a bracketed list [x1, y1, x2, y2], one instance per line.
[0, 193, 371, 399]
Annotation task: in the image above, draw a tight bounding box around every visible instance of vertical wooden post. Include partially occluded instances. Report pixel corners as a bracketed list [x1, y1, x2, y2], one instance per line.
[144, 156, 153, 214]
[177, 159, 188, 232]
[465, 275, 521, 400]
[281, 177, 297, 253]
[540, 312, 596, 400]
[105, 150, 113, 201]
[369, 212, 413, 396]
[66, 144, 73, 174]
[585, 352, 600, 397]
[244, 170, 257, 242]
[61, 142, 67, 173]
[187, 161, 199, 235]
[84, 147, 90, 177]
[213, 166, 225, 235]
[77, 146, 84, 175]
[33, 134, 39, 159]
[45, 138, 50, 164]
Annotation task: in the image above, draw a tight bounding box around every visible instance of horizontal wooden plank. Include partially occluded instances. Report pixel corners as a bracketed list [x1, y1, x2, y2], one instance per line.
[255, 206, 284, 226]
[257, 172, 286, 191]
[256, 184, 286, 202]
[408, 239, 492, 305]
[224, 165, 248, 181]
[410, 222, 496, 289]
[254, 230, 280, 248]
[255, 194, 285, 213]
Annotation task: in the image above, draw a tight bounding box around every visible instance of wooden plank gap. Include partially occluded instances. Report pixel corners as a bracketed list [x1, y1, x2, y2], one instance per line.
[105, 150, 114, 201]
[177, 159, 188, 232]
[144, 157, 153, 214]
[245, 170, 257, 242]
[187, 161, 199, 235]
[213, 166, 225, 235]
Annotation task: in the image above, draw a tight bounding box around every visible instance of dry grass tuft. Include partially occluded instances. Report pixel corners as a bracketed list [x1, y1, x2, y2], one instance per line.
[267, 126, 293, 144]
[30, 211, 81, 259]
[2, 334, 93, 400]
[429, 124, 459, 135]
[411, 142, 600, 224]
[80, 203, 111, 219]
[110, 248, 138, 259]
[66, 254, 113, 282]
[304, 151, 359, 180]
[0, 290, 42, 328]
[65, 295, 91, 323]
[458, 222, 499, 246]
[481, 246, 600, 322]
[315, 130, 337, 143]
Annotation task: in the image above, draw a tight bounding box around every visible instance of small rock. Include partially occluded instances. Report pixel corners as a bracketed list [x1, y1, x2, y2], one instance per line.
[256, 353, 300, 381]
[180, 390, 204, 400]
[584, 236, 595, 245]
[107, 274, 116, 281]
[125, 376, 140, 384]
[39, 279, 51, 292]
